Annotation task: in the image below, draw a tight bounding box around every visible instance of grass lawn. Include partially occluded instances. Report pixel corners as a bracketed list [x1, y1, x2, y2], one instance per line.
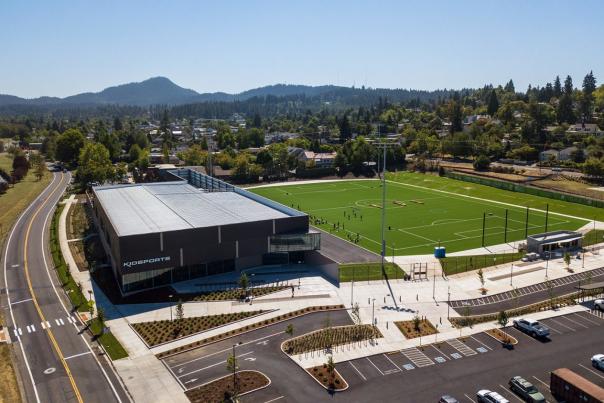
[584, 229, 604, 247]
[251, 172, 592, 255]
[439, 251, 524, 276]
[339, 262, 405, 282]
[0, 344, 21, 403]
[88, 318, 128, 360]
[0, 152, 51, 246]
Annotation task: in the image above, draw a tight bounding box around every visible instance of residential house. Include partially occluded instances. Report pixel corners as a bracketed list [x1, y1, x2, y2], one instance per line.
[566, 123, 603, 136]
[539, 146, 584, 162]
[288, 147, 336, 168]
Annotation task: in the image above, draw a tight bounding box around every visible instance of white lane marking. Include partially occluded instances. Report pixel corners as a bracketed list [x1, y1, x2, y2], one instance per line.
[55, 319, 61, 326]
[348, 361, 367, 381]
[18, 328, 22, 336]
[383, 353, 403, 371]
[578, 363, 604, 380]
[64, 351, 93, 360]
[169, 331, 283, 368]
[263, 396, 285, 403]
[14, 329, 19, 337]
[2, 173, 59, 403]
[45, 321, 51, 329]
[500, 384, 523, 402]
[59, 318, 65, 325]
[11, 297, 33, 305]
[67, 317, 73, 324]
[366, 357, 384, 375]
[38, 173, 124, 403]
[464, 393, 476, 403]
[178, 351, 254, 378]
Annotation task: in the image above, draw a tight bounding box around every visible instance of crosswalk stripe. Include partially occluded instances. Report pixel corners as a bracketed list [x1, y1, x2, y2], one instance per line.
[59, 318, 65, 325]
[55, 319, 61, 326]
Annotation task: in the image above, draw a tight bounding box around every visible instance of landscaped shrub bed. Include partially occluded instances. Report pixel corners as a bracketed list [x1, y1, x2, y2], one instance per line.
[132, 310, 265, 347]
[485, 328, 517, 345]
[188, 285, 289, 302]
[156, 305, 345, 359]
[449, 294, 578, 328]
[282, 324, 381, 355]
[395, 319, 438, 339]
[184, 371, 269, 403]
[308, 364, 348, 391]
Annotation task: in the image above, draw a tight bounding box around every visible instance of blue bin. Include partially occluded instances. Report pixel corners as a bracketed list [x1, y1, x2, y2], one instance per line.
[434, 246, 446, 258]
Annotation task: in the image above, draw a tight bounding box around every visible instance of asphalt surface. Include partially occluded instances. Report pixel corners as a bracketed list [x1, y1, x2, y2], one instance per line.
[449, 267, 604, 315]
[1, 172, 128, 403]
[162, 304, 604, 402]
[313, 227, 380, 264]
[162, 309, 354, 402]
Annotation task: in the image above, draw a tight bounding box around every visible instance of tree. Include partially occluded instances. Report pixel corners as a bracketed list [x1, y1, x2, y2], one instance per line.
[56, 128, 86, 166]
[238, 273, 249, 297]
[497, 310, 510, 344]
[583, 158, 604, 177]
[564, 75, 574, 95]
[351, 303, 361, 325]
[563, 252, 571, 271]
[553, 76, 562, 98]
[504, 79, 515, 93]
[76, 143, 114, 186]
[11, 151, 29, 181]
[252, 113, 262, 128]
[326, 355, 336, 388]
[129, 144, 142, 163]
[31, 153, 46, 181]
[97, 307, 106, 333]
[473, 155, 491, 171]
[338, 113, 352, 143]
[412, 314, 421, 332]
[285, 324, 294, 337]
[557, 94, 576, 124]
[178, 144, 206, 166]
[226, 352, 239, 399]
[487, 89, 499, 116]
[0, 140, 4, 153]
[580, 71, 597, 121]
[477, 268, 485, 293]
[449, 99, 463, 133]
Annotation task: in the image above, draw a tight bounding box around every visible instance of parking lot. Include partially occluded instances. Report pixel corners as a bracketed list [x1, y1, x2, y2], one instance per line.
[339, 305, 604, 402]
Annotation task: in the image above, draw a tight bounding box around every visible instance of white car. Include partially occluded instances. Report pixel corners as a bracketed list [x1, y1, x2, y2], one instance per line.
[594, 299, 604, 311]
[592, 354, 604, 371]
[477, 390, 509, 403]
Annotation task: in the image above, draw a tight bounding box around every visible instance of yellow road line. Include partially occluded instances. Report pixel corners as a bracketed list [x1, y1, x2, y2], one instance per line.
[23, 173, 84, 403]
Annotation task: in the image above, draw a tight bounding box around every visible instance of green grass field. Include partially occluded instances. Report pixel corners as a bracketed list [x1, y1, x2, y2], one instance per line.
[251, 172, 595, 256]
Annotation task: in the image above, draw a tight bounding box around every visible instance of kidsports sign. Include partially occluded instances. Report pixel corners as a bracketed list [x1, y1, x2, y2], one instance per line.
[122, 256, 171, 269]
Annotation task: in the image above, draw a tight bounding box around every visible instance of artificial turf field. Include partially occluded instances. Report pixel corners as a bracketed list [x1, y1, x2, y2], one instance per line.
[250, 172, 598, 256]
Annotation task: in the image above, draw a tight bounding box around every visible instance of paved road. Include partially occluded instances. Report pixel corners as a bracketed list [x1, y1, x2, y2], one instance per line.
[449, 267, 604, 315]
[314, 227, 380, 264]
[1, 172, 128, 403]
[162, 309, 354, 402]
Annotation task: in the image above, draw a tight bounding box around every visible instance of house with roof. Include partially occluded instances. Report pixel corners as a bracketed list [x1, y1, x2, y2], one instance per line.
[539, 146, 584, 162]
[566, 123, 603, 136]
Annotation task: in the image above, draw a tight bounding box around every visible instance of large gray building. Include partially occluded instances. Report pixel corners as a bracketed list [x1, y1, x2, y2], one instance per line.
[92, 169, 320, 294]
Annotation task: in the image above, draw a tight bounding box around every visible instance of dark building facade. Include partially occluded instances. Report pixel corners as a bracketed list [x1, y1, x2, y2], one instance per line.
[92, 169, 319, 294]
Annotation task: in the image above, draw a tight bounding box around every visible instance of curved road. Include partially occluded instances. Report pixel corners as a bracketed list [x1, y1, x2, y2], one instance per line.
[1, 172, 128, 403]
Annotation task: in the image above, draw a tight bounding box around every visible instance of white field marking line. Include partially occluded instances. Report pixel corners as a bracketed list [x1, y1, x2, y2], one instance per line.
[559, 315, 588, 329]
[500, 384, 524, 403]
[2, 171, 60, 403]
[429, 344, 450, 360]
[470, 335, 493, 351]
[382, 354, 403, 371]
[64, 351, 93, 360]
[578, 363, 604, 380]
[11, 297, 33, 305]
[547, 318, 576, 331]
[169, 331, 283, 368]
[386, 179, 593, 222]
[178, 351, 254, 378]
[348, 361, 367, 381]
[397, 228, 438, 243]
[38, 173, 125, 403]
[366, 357, 384, 375]
[263, 396, 285, 403]
[464, 394, 477, 403]
[532, 375, 550, 390]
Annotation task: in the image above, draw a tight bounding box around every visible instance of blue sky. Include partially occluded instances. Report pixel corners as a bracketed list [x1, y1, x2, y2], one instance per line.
[2, 0, 603, 98]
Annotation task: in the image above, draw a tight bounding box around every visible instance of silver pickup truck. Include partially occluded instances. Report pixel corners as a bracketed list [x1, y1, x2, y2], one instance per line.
[513, 318, 550, 338]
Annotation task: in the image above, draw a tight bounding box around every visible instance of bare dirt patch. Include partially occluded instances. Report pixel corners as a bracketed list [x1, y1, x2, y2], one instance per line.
[307, 364, 348, 391]
[395, 318, 438, 339]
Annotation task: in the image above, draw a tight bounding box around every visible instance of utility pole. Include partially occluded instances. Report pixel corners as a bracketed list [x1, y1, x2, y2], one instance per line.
[447, 286, 451, 319]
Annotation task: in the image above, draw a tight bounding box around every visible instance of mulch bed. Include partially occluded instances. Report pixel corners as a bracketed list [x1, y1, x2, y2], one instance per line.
[307, 364, 348, 391]
[395, 319, 438, 339]
[157, 305, 345, 359]
[485, 328, 518, 345]
[132, 311, 265, 347]
[185, 371, 269, 403]
[283, 324, 381, 355]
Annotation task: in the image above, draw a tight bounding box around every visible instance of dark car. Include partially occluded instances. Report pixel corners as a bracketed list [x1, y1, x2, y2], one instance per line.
[509, 376, 545, 402]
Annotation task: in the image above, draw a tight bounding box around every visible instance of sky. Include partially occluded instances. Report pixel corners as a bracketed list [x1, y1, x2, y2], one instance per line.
[2, 0, 603, 98]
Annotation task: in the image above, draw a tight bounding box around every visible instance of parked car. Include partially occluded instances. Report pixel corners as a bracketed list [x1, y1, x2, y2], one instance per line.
[477, 390, 509, 403]
[438, 396, 459, 403]
[509, 376, 545, 402]
[594, 299, 604, 311]
[592, 354, 604, 371]
[513, 318, 550, 338]
[521, 253, 539, 262]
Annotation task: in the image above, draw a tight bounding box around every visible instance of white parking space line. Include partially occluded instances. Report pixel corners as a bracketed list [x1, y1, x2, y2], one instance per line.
[471, 335, 493, 350]
[263, 396, 285, 403]
[178, 351, 254, 378]
[578, 363, 604, 380]
[532, 375, 550, 390]
[383, 354, 403, 371]
[430, 344, 450, 360]
[571, 312, 599, 325]
[560, 315, 588, 328]
[348, 361, 367, 381]
[499, 384, 523, 402]
[366, 357, 384, 375]
[464, 393, 476, 403]
[547, 318, 575, 332]
[542, 322, 562, 335]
